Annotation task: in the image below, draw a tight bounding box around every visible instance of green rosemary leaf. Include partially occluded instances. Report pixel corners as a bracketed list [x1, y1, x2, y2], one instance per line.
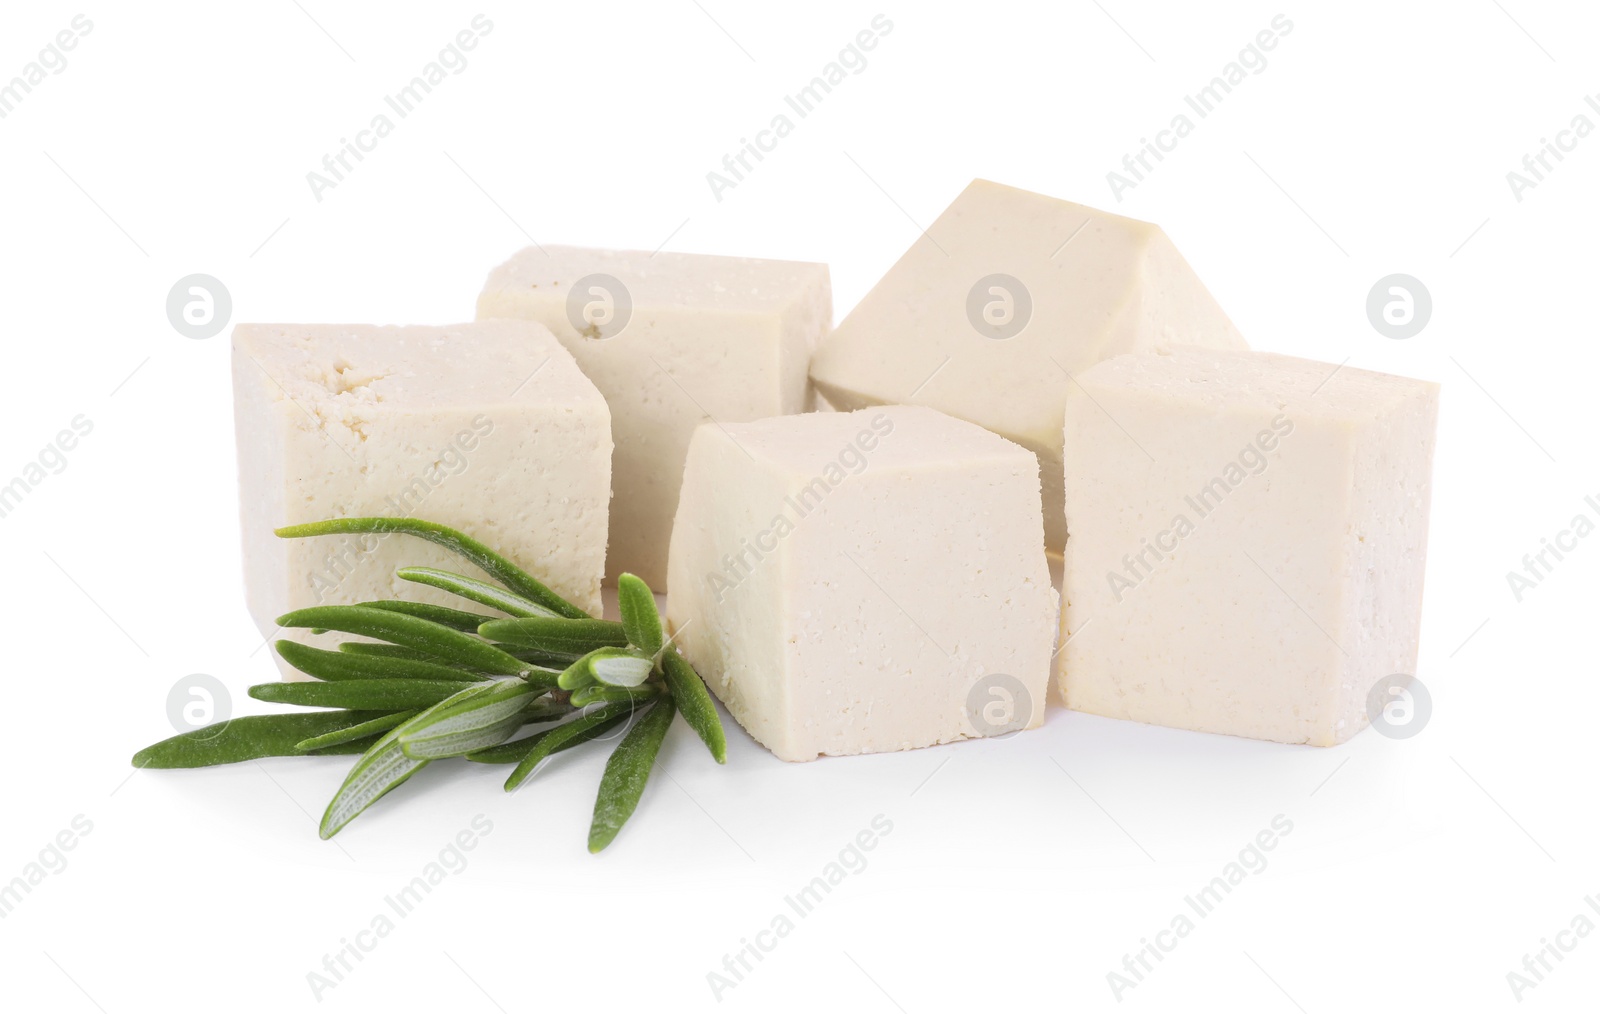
[307, 734, 385, 755]
[519, 668, 565, 692]
[520, 702, 578, 725]
[550, 647, 652, 691]
[317, 679, 533, 838]
[295, 710, 420, 751]
[338, 642, 449, 664]
[477, 617, 628, 655]
[588, 696, 677, 853]
[586, 647, 656, 688]
[250, 679, 469, 711]
[275, 640, 485, 683]
[396, 567, 559, 619]
[131, 711, 392, 769]
[358, 600, 495, 632]
[555, 649, 603, 692]
[616, 573, 664, 657]
[276, 605, 529, 676]
[569, 683, 662, 708]
[341, 638, 572, 675]
[399, 720, 524, 760]
[275, 517, 588, 619]
[661, 649, 727, 764]
[465, 709, 627, 764]
[496, 645, 586, 668]
[464, 739, 538, 766]
[319, 727, 429, 839]
[504, 702, 638, 791]
[397, 680, 541, 760]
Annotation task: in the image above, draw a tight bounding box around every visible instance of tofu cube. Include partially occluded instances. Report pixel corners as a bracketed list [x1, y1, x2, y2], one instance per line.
[233, 321, 612, 672]
[1058, 347, 1439, 746]
[809, 179, 1247, 552]
[667, 406, 1056, 761]
[477, 246, 831, 589]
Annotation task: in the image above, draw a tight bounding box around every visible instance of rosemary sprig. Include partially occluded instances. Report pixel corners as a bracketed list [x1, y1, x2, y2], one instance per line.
[132, 518, 728, 852]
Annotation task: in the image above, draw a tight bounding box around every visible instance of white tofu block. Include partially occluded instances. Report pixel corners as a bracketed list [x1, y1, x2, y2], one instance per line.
[477, 246, 831, 589]
[233, 322, 612, 673]
[809, 179, 1247, 551]
[1058, 347, 1439, 746]
[667, 406, 1056, 761]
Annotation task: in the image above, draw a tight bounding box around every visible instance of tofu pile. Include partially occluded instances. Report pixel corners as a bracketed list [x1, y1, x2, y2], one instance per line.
[233, 178, 1438, 752]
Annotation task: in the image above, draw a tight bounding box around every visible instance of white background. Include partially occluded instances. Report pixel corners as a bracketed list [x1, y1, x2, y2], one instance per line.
[0, 1, 1594, 1011]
